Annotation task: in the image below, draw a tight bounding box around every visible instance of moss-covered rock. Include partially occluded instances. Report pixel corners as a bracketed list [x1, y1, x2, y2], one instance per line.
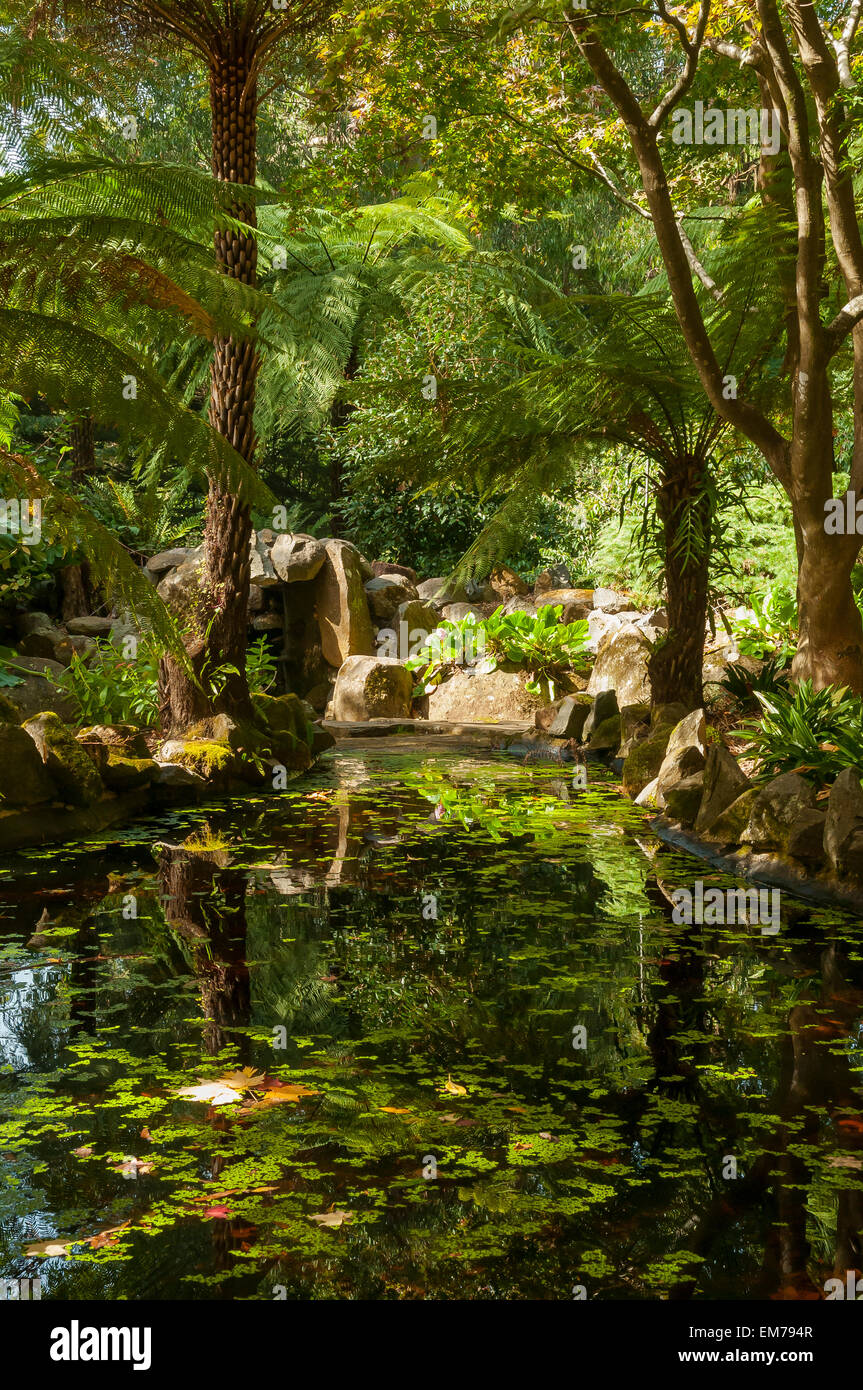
[622, 721, 676, 797]
[0, 692, 22, 724]
[587, 713, 621, 752]
[663, 773, 705, 827]
[0, 724, 57, 805]
[23, 712, 103, 807]
[101, 753, 158, 792]
[78, 724, 151, 758]
[708, 788, 758, 844]
[160, 738, 236, 781]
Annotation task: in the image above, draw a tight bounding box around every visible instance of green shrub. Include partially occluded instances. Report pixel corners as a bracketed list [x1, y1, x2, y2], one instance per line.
[739, 680, 863, 785]
[47, 634, 279, 729]
[726, 583, 798, 662]
[406, 605, 589, 701]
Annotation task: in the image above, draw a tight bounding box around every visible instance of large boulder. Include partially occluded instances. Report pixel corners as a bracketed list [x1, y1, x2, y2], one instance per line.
[100, 754, 158, 791]
[157, 548, 205, 615]
[664, 772, 705, 826]
[548, 693, 594, 739]
[3, 656, 76, 721]
[315, 540, 376, 667]
[394, 599, 440, 639]
[787, 808, 829, 863]
[618, 702, 651, 758]
[592, 587, 636, 614]
[622, 717, 679, 798]
[747, 773, 817, 852]
[587, 622, 652, 707]
[76, 724, 151, 760]
[17, 622, 68, 664]
[271, 532, 326, 584]
[371, 560, 418, 583]
[332, 655, 413, 721]
[489, 565, 529, 600]
[824, 768, 863, 874]
[585, 609, 627, 654]
[694, 743, 751, 836]
[65, 615, 113, 637]
[654, 709, 707, 807]
[145, 547, 191, 576]
[709, 788, 759, 844]
[364, 573, 418, 621]
[427, 667, 546, 723]
[502, 595, 538, 617]
[440, 602, 484, 623]
[535, 588, 593, 622]
[23, 712, 104, 807]
[0, 724, 57, 805]
[582, 688, 619, 743]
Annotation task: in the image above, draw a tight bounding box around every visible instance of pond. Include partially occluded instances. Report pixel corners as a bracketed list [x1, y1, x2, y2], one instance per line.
[1, 743, 862, 1301]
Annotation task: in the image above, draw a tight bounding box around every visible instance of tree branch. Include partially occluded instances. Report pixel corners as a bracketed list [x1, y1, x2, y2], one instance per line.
[649, 0, 711, 129]
[833, 0, 863, 87]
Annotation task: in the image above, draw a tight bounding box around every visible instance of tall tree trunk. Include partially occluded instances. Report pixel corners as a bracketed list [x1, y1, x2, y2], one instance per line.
[61, 413, 95, 620]
[648, 453, 711, 710]
[160, 33, 259, 733]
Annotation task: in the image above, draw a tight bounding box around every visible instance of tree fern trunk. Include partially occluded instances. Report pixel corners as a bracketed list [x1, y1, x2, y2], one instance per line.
[61, 414, 95, 620]
[648, 453, 711, 710]
[161, 31, 259, 732]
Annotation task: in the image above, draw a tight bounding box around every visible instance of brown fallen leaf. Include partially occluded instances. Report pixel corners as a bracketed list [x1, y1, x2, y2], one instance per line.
[88, 1222, 130, 1250]
[239, 1081, 317, 1111]
[826, 1154, 863, 1169]
[71, 1145, 94, 1158]
[309, 1209, 353, 1229]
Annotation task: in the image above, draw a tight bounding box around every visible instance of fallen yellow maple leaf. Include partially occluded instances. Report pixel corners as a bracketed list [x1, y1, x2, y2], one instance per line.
[379, 1106, 411, 1114]
[443, 1075, 468, 1096]
[217, 1067, 267, 1091]
[177, 1080, 243, 1106]
[309, 1209, 353, 1228]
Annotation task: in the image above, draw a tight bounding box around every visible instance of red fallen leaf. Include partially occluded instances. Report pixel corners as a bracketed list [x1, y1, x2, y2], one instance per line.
[88, 1222, 130, 1251]
[204, 1205, 231, 1219]
[140, 1127, 151, 1141]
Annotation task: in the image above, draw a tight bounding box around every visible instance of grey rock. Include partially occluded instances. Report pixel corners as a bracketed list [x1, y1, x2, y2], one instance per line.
[587, 622, 653, 707]
[825, 767, 863, 873]
[332, 655, 413, 721]
[270, 532, 327, 584]
[249, 531, 279, 587]
[145, 548, 190, 574]
[748, 773, 817, 852]
[583, 688, 620, 742]
[66, 615, 113, 637]
[695, 743, 751, 836]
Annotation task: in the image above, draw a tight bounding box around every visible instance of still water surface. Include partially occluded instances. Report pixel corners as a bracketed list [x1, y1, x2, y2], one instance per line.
[1, 746, 861, 1299]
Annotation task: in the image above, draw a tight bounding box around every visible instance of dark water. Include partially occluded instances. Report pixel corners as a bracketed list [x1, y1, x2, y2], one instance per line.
[1, 745, 862, 1300]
